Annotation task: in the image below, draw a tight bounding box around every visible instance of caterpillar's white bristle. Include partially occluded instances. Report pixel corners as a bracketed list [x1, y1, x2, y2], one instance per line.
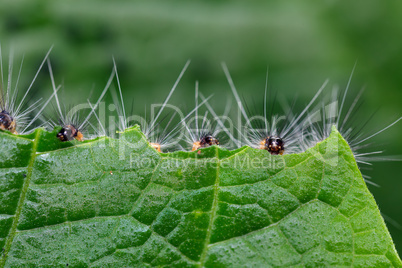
[145, 60, 191, 138]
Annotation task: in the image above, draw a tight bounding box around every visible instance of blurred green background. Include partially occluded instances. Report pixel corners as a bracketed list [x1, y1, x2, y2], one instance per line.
[1, 0, 401, 253]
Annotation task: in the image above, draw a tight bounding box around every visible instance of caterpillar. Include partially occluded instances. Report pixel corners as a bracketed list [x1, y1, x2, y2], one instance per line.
[46, 58, 115, 142]
[111, 59, 212, 152]
[0, 47, 55, 135]
[183, 81, 230, 152]
[301, 65, 402, 186]
[220, 62, 329, 155]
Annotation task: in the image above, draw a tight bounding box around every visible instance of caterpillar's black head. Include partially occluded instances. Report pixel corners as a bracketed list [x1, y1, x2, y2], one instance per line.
[192, 133, 219, 151]
[0, 110, 17, 134]
[261, 136, 284, 155]
[57, 124, 83, 142]
[200, 134, 219, 147]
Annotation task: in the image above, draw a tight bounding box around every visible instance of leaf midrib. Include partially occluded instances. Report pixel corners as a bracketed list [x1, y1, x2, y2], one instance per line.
[0, 129, 41, 267]
[199, 146, 220, 267]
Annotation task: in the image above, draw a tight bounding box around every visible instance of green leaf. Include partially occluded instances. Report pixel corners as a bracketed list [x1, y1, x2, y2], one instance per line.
[0, 126, 400, 267]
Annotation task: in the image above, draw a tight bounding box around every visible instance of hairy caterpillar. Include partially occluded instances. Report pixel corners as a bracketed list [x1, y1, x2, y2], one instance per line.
[46, 59, 115, 142]
[183, 81, 231, 152]
[220, 62, 329, 155]
[111, 59, 212, 152]
[0, 47, 55, 134]
[301, 65, 402, 186]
